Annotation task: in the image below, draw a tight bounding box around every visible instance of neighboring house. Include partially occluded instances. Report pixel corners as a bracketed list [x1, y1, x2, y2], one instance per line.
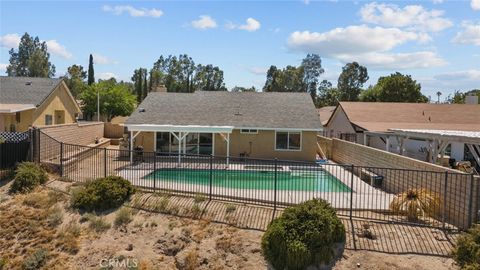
[125, 91, 322, 161]
[0, 76, 81, 132]
[317, 106, 335, 127]
[323, 101, 480, 165]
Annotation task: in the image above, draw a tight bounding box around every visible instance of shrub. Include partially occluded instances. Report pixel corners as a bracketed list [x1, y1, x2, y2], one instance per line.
[10, 162, 48, 193]
[23, 248, 48, 270]
[114, 207, 133, 227]
[261, 199, 345, 270]
[47, 205, 64, 227]
[71, 176, 135, 211]
[193, 193, 206, 204]
[453, 225, 480, 270]
[390, 188, 441, 222]
[87, 214, 111, 233]
[225, 204, 236, 214]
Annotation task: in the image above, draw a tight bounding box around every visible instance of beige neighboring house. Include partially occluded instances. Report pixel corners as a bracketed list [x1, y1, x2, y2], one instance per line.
[323, 101, 480, 165]
[0, 76, 81, 132]
[125, 91, 322, 161]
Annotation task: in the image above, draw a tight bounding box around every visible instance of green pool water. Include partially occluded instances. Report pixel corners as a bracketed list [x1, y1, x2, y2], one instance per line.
[144, 169, 351, 192]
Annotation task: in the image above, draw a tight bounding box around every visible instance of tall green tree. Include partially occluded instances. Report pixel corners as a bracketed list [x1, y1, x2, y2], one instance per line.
[301, 54, 324, 100]
[131, 68, 147, 102]
[88, 54, 95, 85]
[80, 79, 136, 121]
[263, 65, 305, 92]
[316, 80, 339, 107]
[194, 64, 226, 91]
[231, 86, 257, 92]
[6, 33, 55, 77]
[65, 64, 87, 98]
[360, 72, 428, 103]
[150, 54, 226, 92]
[337, 62, 369, 101]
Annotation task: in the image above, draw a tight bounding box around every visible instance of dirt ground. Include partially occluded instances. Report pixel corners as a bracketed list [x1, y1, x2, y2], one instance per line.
[0, 177, 460, 270]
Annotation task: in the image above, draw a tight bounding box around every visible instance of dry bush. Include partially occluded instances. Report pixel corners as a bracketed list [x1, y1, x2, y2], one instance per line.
[82, 213, 111, 233]
[47, 205, 64, 227]
[184, 249, 199, 270]
[390, 188, 441, 222]
[114, 207, 133, 228]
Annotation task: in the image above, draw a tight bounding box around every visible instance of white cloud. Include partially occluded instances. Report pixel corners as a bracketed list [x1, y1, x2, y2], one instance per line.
[360, 2, 452, 32]
[287, 25, 445, 70]
[342, 51, 446, 69]
[191, 15, 217, 30]
[288, 25, 429, 56]
[1, 34, 72, 59]
[452, 21, 480, 46]
[45, 40, 72, 59]
[472, 0, 480, 10]
[432, 0, 444, 4]
[434, 69, 480, 81]
[0, 33, 21, 48]
[102, 5, 163, 18]
[248, 66, 267, 75]
[227, 18, 261, 32]
[92, 53, 118, 65]
[98, 72, 118, 80]
[239, 18, 261, 32]
[0, 63, 8, 73]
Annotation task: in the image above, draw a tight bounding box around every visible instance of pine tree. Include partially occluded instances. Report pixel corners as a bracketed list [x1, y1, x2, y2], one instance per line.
[88, 54, 95, 85]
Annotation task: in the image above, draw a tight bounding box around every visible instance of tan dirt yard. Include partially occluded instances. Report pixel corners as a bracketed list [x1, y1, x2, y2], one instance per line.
[0, 176, 459, 270]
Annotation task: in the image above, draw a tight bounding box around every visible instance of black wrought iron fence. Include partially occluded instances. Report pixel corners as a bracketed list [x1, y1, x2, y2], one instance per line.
[55, 141, 479, 230]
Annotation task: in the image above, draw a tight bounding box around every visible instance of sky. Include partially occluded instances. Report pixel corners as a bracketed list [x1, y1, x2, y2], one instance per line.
[0, 0, 479, 100]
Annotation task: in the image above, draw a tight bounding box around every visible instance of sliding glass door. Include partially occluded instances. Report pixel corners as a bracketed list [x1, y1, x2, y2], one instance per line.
[156, 132, 212, 155]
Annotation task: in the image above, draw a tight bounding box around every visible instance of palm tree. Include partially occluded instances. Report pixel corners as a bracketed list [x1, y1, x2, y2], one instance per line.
[436, 91, 442, 103]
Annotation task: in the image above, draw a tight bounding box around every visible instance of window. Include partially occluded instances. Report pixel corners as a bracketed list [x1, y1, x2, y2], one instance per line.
[15, 112, 21, 123]
[240, 129, 258, 134]
[45, 115, 53, 125]
[275, 131, 301, 151]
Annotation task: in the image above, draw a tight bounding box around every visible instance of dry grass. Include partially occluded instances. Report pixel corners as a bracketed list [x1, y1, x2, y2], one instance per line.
[0, 188, 78, 269]
[183, 249, 199, 270]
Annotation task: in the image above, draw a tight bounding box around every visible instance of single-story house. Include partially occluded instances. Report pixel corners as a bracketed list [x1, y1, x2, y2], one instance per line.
[321, 101, 480, 166]
[0, 76, 81, 132]
[125, 91, 322, 161]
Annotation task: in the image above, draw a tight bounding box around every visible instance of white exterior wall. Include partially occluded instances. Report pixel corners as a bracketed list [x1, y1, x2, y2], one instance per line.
[325, 106, 356, 137]
[450, 142, 465, 162]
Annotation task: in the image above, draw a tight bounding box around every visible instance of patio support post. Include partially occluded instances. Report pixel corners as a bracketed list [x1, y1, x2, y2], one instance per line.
[385, 136, 390, 152]
[178, 132, 182, 165]
[363, 133, 367, 146]
[212, 133, 215, 156]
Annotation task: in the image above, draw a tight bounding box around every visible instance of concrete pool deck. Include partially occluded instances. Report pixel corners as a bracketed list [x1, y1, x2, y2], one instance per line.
[115, 161, 395, 210]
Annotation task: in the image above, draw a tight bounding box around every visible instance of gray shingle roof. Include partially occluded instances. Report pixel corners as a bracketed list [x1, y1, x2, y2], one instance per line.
[126, 91, 322, 130]
[0, 76, 62, 106]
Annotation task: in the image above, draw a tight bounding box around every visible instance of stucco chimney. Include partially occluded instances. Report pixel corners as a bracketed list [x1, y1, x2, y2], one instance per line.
[152, 84, 167, 93]
[465, 95, 479, 104]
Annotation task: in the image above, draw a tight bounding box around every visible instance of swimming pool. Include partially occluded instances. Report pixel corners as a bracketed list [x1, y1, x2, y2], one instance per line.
[143, 168, 351, 192]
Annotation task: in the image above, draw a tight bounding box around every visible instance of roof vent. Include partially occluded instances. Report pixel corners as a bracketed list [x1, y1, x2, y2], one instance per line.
[139, 108, 146, 113]
[25, 81, 32, 86]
